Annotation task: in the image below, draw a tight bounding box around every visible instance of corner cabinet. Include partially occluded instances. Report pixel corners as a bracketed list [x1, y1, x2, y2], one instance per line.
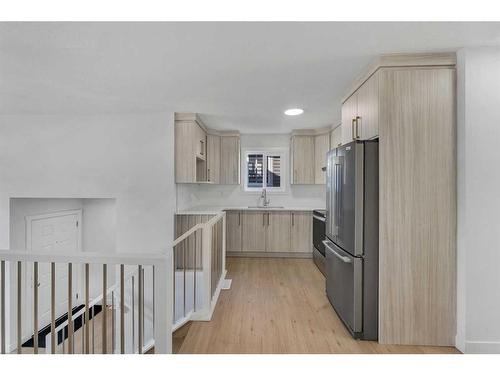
[314, 133, 330, 184]
[174, 113, 207, 183]
[290, 135, 315, 184]
[207, 134, 221, 184]
[175, 113, 240, 184]
[290, 132, 331, 185]
[220, 136, 240, 185]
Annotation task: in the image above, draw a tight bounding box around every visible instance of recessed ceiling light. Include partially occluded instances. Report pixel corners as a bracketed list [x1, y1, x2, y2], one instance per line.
[284, 108, 304, 116]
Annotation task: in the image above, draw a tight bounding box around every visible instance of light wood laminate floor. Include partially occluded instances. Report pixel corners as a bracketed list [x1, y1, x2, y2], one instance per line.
[175, 257, 459, 354]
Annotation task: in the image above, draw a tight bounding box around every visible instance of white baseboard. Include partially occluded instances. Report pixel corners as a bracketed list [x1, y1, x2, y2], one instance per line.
[455, 333, 465, 353]
[142, 338, 155, 354]
[206, 270, 227, 320]
[464, 341, 500, 354]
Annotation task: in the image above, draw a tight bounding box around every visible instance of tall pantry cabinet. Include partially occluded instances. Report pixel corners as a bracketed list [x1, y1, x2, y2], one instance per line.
[341, 53, 457, 347]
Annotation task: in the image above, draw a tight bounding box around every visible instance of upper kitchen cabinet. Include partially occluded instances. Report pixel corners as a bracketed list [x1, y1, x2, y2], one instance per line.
[356, 71, 379, 140]
[220, 135, 241, 185]
[341, 93, 358, 145]
[207, 134, 221, 184]
[290, 135, 315, 184]
[314, 133, 330, 184]
[175, 113, 240, 184]
[175, 112, 207, 183]
[341, 72, 379, 143]
[330, 125, 342, 150]
[291, 129, 333, 185]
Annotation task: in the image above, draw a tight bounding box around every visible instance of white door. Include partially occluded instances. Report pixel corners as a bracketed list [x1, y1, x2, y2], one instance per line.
[26, 210, 81, 334]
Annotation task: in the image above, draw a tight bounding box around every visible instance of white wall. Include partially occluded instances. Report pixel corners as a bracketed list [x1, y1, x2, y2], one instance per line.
[176, 133, 326, 210]
[0, 112, 175, 351]
[9, 198, 84, 251]
[0, 113, 175, 253]
[81, 198, 116, 253]
[456, 47, 500, 353]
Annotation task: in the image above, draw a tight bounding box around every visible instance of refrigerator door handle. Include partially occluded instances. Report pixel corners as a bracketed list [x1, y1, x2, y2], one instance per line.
[313, 214, 326, 222]
[323, 240, 351, 263]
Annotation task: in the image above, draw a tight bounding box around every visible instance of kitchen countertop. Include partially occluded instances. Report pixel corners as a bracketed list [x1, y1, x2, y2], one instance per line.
[176, 206, 324, 215]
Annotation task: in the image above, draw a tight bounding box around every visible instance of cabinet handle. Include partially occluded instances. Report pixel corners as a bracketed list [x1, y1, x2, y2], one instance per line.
[351, 118, 356, 140]
[238, 212, 241, 226]
[263, 213, 265, 226]
[207, 168, 210, 181]
[200, 140, 204, 155]
[292, 213, 294, 226]
[355, 116, 360, 139]
[268, 213, 270, 226]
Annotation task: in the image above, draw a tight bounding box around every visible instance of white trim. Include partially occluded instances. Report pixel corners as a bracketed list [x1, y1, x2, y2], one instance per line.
[190, 269, 227, 322]
[242, 148, 287, 193]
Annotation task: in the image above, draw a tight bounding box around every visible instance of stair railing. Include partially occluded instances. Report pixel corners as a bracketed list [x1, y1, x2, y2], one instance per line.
[172, 211, 226, 330]
[0, 249, 172, 354]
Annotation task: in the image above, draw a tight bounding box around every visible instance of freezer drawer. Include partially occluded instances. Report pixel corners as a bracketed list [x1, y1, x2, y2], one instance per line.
[324, 239, 363, 333]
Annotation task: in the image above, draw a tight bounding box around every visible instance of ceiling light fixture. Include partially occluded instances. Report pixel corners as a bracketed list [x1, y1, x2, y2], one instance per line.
[284, 108, 304, 116]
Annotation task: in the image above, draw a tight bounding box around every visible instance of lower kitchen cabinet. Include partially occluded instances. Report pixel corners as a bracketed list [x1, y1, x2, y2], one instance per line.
[241, 211, 267, 252]
[226, 210, 242, 252]
[290, 211, 312, 252]
[227, 210, 313, 256]
[266, 211, 291, 252]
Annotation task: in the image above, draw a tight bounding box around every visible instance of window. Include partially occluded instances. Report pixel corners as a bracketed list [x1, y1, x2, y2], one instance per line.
[244, 150, 286, 192]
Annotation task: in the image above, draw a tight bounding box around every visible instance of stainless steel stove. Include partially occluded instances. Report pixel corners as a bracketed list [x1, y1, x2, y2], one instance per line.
[312, 209, 326, 276]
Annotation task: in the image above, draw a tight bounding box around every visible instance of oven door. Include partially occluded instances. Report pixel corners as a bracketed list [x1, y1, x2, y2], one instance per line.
[313, 213, 326, 255]
[324, 239, 363, 333]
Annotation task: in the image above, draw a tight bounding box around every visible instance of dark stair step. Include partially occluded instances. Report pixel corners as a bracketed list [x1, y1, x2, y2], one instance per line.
[22, 304, 103, 348]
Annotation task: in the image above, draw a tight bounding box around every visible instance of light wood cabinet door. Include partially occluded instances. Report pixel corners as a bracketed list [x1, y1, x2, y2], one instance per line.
[226, 211, 242, 252]
[195, 123, 207, 159]
[241, 211, 266, 252]
[356, 72, 379, 140]
[175, 121, 197, 183]
[291, 135, 315, 184]
[290, 211, 312, 252]
[207, 134, 221, 184]
[265, 212, 291, 252]
[330, 126, 342, 150]
[314, 133, 330, 184]
[220, 136, 240, 185]
[341, 94, 358, 145]
[378, 67, 456, 346]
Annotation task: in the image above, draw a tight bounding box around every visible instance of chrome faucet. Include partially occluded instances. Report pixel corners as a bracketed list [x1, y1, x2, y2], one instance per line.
[261, 188, 271, 207]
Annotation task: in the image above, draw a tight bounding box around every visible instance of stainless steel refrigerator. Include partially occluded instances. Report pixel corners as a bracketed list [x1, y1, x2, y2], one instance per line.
[324, 139, 379, 340]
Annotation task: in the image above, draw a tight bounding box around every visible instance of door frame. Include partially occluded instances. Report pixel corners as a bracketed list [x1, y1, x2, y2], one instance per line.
[23, 209, 83, 343]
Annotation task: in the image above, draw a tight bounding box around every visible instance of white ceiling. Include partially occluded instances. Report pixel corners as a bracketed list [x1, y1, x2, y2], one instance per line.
[1, 22, 499, 133]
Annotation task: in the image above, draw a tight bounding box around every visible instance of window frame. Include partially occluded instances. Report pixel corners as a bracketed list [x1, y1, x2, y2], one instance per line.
[242, 148, 287, 193]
